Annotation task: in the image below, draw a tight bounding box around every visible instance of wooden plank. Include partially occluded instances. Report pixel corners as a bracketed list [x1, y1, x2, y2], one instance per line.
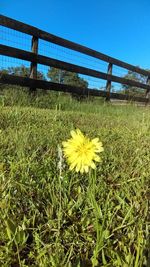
[30, 36, 38, 92]
[106, 63, 113, 101]
[0, 74, 149, 103]
[146, 77, 150, 99]
[1, 44, 150, 91]
[30, 36, 38, 79]
[1, 15, 150, 78]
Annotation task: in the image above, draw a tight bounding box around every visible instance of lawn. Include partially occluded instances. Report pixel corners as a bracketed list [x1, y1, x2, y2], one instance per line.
[0, 96, 150, 266]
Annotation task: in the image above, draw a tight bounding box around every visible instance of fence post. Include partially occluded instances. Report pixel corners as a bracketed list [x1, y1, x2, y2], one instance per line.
[145, 76, 150, 102]
[29, 36, 38, 92]
[105, 63, 113, 101]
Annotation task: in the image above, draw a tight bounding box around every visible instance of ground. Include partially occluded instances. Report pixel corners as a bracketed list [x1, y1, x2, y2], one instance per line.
[0, 96, 150, 266]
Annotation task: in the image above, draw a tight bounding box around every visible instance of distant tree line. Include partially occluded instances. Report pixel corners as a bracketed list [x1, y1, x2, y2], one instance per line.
[1, 65, 88, 87]
[117, 69, 149, 97]
[1, 65, 149, 97]
[1, 65, 46, 80]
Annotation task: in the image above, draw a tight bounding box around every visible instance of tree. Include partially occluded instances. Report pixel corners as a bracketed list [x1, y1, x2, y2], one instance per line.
[1, 65, 45, 80]
[121, 69, 148, 97]
[47, 68, 88, 87]
[47, 68, 88, 98]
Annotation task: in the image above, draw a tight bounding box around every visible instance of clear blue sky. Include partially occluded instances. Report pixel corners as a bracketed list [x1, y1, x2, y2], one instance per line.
[1, 0, 150, 69]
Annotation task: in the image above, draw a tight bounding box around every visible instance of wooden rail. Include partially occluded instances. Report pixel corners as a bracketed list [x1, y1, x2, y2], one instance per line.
[1, 44, 150, 91]
[1, 74, 148, 103]
[1, 15, 150, 77]
[29, 36, 38, 91]
[0, 14, 150, 102]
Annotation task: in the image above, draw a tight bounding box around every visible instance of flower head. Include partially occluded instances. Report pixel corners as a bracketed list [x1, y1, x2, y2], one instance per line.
[62, 129, 104, 173]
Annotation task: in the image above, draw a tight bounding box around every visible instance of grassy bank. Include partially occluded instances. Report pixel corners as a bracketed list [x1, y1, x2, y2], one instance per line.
[0, 96, 150, 266]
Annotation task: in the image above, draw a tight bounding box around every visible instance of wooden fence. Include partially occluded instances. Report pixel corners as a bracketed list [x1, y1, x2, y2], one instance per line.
[0, 15, 150, 103]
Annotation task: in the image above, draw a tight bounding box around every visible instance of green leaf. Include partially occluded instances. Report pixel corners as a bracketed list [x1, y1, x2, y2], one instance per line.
[5, 219, 17, 240]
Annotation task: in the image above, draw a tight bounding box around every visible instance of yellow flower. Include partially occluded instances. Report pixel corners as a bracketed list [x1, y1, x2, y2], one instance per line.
[62, 129, 104, 173]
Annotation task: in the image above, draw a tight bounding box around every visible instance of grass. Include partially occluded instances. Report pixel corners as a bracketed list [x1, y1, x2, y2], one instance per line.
[0, 88, 150, 266]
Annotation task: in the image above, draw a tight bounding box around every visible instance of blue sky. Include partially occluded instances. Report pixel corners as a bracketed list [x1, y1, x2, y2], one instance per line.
[1, 0, 150, 88]
[1, 0, 150, 69]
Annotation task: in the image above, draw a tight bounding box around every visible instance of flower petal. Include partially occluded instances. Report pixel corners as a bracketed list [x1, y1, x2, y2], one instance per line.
[62, 129, 103, 173]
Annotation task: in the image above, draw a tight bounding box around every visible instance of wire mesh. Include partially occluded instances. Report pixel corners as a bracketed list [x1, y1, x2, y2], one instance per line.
[1, 25, 31, 51]
[38, 39, 108, 73]
[0, 23, 148, 98]
[0, 55, 30, 72]
[112, 65, 128, 77]
[111, 82, 123, 93]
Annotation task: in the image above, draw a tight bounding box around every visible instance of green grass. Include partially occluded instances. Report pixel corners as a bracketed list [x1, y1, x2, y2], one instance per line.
[0, 90, 150, 266]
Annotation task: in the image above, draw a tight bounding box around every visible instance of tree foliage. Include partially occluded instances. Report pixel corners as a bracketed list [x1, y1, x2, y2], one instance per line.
[47, 68, 88, 100]
[47, 68, 88, 88]
[1, 65, 45, 80]
[121, 69, 148, 96]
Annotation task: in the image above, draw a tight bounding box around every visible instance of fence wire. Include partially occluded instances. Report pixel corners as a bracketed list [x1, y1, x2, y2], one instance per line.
[1, 25, 31, 51]
[0, 24, 148, 96]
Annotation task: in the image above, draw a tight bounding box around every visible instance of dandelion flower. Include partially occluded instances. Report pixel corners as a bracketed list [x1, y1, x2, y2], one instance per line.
[62, 129, 104, 173]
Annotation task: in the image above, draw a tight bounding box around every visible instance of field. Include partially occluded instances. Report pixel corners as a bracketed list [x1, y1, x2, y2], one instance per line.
[0, 89, 150, 267]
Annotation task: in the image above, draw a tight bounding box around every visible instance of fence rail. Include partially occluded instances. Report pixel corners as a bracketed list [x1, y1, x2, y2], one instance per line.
[1, 74, 149, 103]
[0, 15, 150, 103]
